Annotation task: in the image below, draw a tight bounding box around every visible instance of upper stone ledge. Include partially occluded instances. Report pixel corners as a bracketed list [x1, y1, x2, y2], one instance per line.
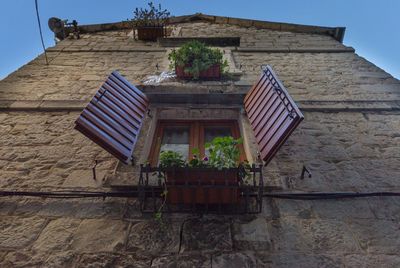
[65, 13, 346, 43]
[1, 99, 400, 112]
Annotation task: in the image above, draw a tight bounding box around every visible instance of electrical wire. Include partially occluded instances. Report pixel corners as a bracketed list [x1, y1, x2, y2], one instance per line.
[0, 190, 399, 200]
[34, 0, 49, 65]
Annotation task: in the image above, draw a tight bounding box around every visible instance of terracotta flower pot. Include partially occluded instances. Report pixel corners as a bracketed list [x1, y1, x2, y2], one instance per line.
[136, 25, 165, 41]
[165, 167, 239, 204]
[175, 64, 221, 80]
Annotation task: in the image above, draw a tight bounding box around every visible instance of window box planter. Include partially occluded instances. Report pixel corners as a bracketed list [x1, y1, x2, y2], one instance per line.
[165, 167, 239, 204]
[136, 25, 165, 41]
[175, 64, 221, 80]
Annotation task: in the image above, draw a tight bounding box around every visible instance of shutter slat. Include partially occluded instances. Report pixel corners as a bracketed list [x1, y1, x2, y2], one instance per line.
[112, 71, 148, 102]
[94, 91, 141, 130]
[76, 117, 131, 160]
[255, 104, 286, 142]
[101, 84, 144, 122]
[247, 81, 273, 118]
[99, 87, 141, 124]
[92, 100, 138, 137]
[244, 66, 304, 165]
[86, 104, 135, 144]
[261, 117, 297, 160]
[109, 74, 148, 109]
[106, 78, 147, 113]
[245, 74, 268, 110]
[75, 71, 148, 164]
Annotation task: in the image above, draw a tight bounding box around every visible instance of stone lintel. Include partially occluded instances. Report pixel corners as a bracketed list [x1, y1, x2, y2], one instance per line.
[158, 37, 240, 47]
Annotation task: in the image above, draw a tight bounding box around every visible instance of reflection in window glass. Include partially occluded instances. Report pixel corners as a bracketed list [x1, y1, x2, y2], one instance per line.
[204, 126, 232, 157]
[160, 126, 190, 160]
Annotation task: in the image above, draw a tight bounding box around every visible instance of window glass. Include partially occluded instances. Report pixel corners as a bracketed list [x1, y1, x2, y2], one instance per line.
[204, 126, 232, 156]
[160, 126, 190, 160]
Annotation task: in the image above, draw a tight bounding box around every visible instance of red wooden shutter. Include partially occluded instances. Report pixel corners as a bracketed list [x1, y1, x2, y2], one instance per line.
[244, 65, 304, 165]
[75, 71, 149, 164]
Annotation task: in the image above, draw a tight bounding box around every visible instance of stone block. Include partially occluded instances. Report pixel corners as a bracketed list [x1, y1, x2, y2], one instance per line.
[70, 219, 128, 252]
[181, 218, 232, 252]
[0, 216, 47, 248]
[9, 101, 41, 110]
[269, 217, 360, 253]
[212, 252, 257, 268]
[215, 16, 229, 24]
[76, 253, 150, 268]
[233, 217, 272, 250]
[62, 169, 106, 188]
[32, 218, 81, 252]
[311, 199, 375, 220]
[344, 254, 400, 268]
[39, 100, 86, 110]
[228, 18, 253, 28]
[252, 20, 281, 31]
[347, 219, 400, 254]
[256, 252, 343, 268]
[126, 220, 181, 256]
[151, 253, 211, 268]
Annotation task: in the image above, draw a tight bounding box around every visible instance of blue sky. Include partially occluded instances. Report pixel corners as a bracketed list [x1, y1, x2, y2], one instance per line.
[0, 0, 399, 79]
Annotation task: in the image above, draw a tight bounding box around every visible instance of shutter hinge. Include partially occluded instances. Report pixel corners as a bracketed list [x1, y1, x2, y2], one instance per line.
[97, 89, 107, 102]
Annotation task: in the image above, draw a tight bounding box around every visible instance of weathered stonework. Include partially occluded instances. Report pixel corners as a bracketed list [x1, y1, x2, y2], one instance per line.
[0, 14, 399, 267]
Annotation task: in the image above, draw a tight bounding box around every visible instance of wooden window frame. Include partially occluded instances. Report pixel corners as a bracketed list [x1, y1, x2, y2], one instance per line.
[148, 120, 246, 166]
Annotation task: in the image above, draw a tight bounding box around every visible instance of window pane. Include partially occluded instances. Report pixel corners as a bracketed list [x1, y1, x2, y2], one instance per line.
[160, 126, 190, 160]
[204, 126, 232, 156]
[204, 126, 232, 143]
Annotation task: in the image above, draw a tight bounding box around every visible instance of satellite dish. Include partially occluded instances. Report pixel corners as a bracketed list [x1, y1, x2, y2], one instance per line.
[48, 17, 64, 34]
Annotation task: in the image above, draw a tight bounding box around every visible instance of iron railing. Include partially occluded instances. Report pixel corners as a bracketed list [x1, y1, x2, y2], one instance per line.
[138, 164, 263, 214]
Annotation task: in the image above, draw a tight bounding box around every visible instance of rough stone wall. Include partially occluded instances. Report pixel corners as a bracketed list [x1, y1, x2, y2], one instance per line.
[235, 52, 400, 101]
[178, 22, 346, 49]
[0, 20, 399, 267]
[0, 51, 164, 101]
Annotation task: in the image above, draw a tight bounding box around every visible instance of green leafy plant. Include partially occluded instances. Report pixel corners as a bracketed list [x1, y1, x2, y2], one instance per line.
[205, 136, 243, 169]
[159, 150, 186, 168]
[132, 2, 170, 27]
[168, 40, 228, 79]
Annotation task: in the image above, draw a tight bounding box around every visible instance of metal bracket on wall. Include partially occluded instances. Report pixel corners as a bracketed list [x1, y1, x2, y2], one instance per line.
[147, 109, 152, 118]
[92, 160, 98, 181]
[300, 165, 312, 180]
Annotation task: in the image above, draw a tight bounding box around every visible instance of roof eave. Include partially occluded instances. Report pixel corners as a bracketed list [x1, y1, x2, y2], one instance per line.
[66, 13, 347, 43]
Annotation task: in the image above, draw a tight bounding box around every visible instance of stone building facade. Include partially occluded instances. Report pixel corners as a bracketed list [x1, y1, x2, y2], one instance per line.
[0, 14, 399, 267]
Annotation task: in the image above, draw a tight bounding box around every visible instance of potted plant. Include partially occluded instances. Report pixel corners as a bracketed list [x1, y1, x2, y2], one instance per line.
[132, 2, 170, 41]
[168, 40, 228, 80]
[159, 136, 248, 204]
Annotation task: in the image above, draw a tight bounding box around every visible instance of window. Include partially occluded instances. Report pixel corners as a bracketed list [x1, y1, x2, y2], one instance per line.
[148, 120, 245, 166]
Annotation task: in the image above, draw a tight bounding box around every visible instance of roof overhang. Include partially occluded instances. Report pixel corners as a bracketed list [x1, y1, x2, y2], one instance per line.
[65, 13, 347, 43]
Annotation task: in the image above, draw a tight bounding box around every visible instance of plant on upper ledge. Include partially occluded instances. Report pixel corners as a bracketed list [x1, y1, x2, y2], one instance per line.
[131, 2, 170, 41]
[168, 40, 228, 80]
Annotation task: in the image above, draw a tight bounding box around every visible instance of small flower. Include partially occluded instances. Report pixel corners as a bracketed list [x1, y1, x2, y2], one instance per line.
[202, 156, 208, 162]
